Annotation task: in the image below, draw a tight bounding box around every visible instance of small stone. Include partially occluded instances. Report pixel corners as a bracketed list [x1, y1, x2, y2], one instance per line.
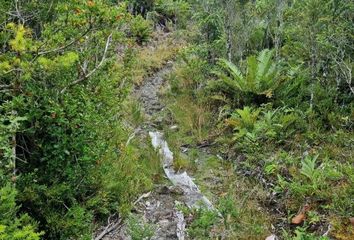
[158, 186, 170, 194]
[169, 186, 184, 195]
[169, 125, 179, 131]
[265, 234, 278, 240]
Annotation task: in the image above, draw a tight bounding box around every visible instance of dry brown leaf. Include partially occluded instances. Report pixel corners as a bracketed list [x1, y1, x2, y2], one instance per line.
[291, 212, 306, 224]
[87, 1, 95, 7]
[303, 204, 311, 212]
[11, 175, 17, 182]
[75, 8, 82, 14]
[219, 192, 228, 197]
[350, 217, 354, 226]
[292, 204, 311, 225]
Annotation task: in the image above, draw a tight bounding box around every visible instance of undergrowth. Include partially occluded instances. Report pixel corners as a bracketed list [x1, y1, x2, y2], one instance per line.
[162, 43, 354, 239]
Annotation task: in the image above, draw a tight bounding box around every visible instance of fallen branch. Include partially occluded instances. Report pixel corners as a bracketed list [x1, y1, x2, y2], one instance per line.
[0, 84, 12, 90]
[61, 33, 112, 94]
[133, 191, 151, 205]
[12, 134, 16, 177]
[322, 224, 331, 237]
[125, 128, 141, 147]
[94, 215, 122, 240]
[197, 141, 216, 149]
[14, 0, 25, 24]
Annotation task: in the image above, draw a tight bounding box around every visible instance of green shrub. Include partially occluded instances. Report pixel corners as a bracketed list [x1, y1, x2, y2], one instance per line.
[129, 0, 155, 16]
[227, 106, 303, 145]
[188, 208, 219, 239]
[0, 184, 43, 240]
[154, 0, 191, 28]
[284, 226, 330, 240]
[130, 15, 152, 44]
[0, 1, 158, 239]
[218, 196, 239, 229]
[127, 215, 155, 240]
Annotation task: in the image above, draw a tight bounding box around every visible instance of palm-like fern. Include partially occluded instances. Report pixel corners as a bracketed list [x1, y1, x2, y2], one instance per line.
[214, 49, 279, 97]
[231, 106, 260, 130]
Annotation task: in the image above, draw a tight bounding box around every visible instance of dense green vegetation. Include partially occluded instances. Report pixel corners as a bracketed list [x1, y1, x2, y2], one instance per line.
[0, 1, 172, 239]
[163, 0, 353, 239]
[0, 0, 353, 239]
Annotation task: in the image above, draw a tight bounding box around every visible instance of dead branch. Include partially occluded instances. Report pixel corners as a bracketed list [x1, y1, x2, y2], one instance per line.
[133, 191, 151, 205]
[60, 33, 113, 94]
[37, 28, 91, 56]
[94, 215, 122, 240]
[125, 128, 141, 147]
[14, 0, 25, 24]
[332, 55, 354, 94]
[12, 134, 16, 176]
[0, 84, 12, 90]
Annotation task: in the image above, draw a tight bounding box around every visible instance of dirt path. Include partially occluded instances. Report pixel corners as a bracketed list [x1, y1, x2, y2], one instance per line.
[96, 62, 186, 240]
[131, 62, 185, 240]
[135, 61, 173, 117]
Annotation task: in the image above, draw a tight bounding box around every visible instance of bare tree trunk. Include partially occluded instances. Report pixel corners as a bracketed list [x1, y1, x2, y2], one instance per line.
[222, 0, 232, 61]
[226, 24, 232, 62]
[11, 133, 17, 185]
[309, 29, 317, 110]
[274, 0, 285, 60]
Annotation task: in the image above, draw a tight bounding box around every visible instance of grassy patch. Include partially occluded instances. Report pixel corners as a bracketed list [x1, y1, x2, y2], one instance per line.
[132, 31, 186, 85]
[168, 95, 213, 143]
[195, 154, 271, 239]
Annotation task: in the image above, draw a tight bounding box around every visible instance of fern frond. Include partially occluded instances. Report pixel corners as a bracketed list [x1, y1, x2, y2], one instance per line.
[246, 55, 258, 92]
[257, 49, 274, 81]
[217, 59, 245, 91]
[215, 49, 280, 97]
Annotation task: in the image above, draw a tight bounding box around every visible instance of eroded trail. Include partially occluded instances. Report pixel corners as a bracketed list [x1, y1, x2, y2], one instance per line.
[131, 62, 215, 239]
[133, 62, 186, 240]
[98, 62, 183, 240]
[135, 62, 173, 116]
[138, 63, 215, 209]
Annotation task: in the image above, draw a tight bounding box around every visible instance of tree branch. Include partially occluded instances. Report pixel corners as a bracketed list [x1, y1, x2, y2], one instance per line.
[94, 214, 121, 240]
[14, 0, 25, 24]
[37, 28, 91, 56]
[0, 84, 12, 90]
[60, 33, 113, 94]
